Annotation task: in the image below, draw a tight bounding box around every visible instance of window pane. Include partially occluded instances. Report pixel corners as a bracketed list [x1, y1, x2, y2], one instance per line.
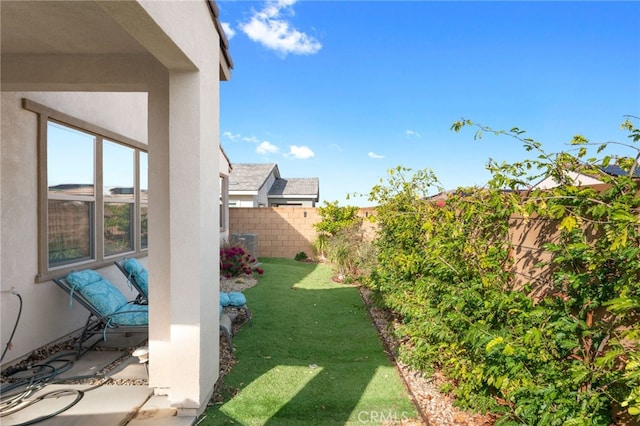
[104, 202, 133, 255]
[104, 140, 134, 198]
[47, 122, 95, 196]
[48, 200, 93, 266]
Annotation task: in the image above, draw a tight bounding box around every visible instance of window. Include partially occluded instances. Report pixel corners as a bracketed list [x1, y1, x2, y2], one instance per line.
[25, 99, 148, 281]
[220, 174, 228, 231]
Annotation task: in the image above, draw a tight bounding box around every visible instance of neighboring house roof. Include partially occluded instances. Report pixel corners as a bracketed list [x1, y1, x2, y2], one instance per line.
[601, 164, 640, 178]
[269, 177, 319, 200]
[229, 163, 279, 192]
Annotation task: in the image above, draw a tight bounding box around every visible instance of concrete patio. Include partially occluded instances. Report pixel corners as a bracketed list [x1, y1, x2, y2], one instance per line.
[1, 333, 197, 426]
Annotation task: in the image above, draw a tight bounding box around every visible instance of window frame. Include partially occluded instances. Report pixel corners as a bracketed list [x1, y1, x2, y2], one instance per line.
[220, 174, 229, 231]
[24, 99, 148, 282]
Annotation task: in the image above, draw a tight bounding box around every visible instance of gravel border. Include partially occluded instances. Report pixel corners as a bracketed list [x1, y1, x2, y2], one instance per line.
[360, 287, 496, 425]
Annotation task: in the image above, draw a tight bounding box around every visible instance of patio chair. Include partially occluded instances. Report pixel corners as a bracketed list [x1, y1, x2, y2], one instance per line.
[114, 257, 148, 305]
[116, 257, 244, 351]
[53, 270, 148, 359]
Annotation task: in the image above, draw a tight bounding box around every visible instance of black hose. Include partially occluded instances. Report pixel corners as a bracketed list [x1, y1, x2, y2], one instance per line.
[1, 352, 80, 401]
[1, 292, 23, 363]
[6, 389, 84, 426]
[0, 292, 113, 424]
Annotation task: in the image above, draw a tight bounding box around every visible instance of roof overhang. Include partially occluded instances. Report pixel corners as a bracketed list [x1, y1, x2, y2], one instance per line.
[1, 1, 233, 85]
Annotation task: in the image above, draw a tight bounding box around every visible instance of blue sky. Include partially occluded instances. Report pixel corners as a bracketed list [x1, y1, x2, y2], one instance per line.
[218, 1, 640, 207]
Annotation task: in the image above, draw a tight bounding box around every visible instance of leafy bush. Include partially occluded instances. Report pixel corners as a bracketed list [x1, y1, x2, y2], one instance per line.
[313, 200, 369, 281]
[313, 201, 360, 237]
[365, 118, 640, 424]
[294, 251, 308, 261]
[220, 242, 263, 278]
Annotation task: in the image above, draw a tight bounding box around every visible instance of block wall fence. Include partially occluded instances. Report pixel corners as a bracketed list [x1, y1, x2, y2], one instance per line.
[228, 206, 573, 295]
[227, 207, 376, 259]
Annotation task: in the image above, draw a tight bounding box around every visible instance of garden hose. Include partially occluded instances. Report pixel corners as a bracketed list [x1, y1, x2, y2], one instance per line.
[1, 340, 114, 424]
[1, 291, 23, 363]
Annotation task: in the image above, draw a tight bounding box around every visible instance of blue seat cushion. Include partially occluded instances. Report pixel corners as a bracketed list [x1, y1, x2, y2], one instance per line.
[66, 270, 128, 317]
[220, 292, 230, 307]
[228, 292, 247, 307]
[123, 258, 149, 298]
[111, 303, 148, 326]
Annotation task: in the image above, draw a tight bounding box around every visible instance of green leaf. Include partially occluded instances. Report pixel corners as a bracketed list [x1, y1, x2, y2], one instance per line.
[559, 216, 577, 232]
[502, 344, 515, 356]
[486, 336, 504, 353]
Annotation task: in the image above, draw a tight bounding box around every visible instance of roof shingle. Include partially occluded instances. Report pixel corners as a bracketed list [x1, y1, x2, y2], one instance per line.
[229, 163, 278, 191]
[268, 177, 319, 197]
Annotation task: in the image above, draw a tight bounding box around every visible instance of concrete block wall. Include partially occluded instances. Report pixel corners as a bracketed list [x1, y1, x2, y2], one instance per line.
[508, 214, 561, 298]
[228, 207, 321, 259]
[228, 206, 572, 300]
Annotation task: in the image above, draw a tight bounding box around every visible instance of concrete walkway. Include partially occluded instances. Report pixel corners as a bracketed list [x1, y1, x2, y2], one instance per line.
[1, 333, 197, 426]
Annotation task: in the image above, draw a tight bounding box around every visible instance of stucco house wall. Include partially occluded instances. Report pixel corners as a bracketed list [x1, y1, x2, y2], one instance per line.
[2, 0, 231, 416]
[533, 171, 604, 190]
[257, 173, 277, 207]
[220, 148, 232, 241]
[229, 194, 258, 208]
[268, 197, 316, 207]
[1, 92, 149, 365]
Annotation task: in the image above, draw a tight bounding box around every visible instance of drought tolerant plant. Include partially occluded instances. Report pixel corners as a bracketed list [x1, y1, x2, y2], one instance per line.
[220, 241, 263, 278]
[366, 117, 640, 424]
[313, 200, 369, 281]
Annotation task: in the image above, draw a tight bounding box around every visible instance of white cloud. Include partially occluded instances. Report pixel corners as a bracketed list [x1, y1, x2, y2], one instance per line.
[406, 129, 421, 138]
[221, 22, 236, 40]
[288, 145, 315, 159]
[239, 0, 322, 57]
[223, 131, 241, 142]
[257, 141, 279, 155]
[368, 152, 384, 159]
[243, 136, 261, 144]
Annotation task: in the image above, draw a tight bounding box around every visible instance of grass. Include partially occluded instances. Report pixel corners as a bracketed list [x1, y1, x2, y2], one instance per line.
[201, 258, 419, 425]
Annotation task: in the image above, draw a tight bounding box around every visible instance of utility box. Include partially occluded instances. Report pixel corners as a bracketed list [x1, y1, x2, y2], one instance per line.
[230, 233, 258, 258]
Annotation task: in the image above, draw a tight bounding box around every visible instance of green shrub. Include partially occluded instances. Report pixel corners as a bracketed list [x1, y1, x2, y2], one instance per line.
[365, 119, 640, 424]
[294, 251, 308, 261]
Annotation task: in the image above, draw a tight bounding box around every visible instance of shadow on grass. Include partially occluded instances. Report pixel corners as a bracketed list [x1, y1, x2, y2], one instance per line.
[201, 258, 418, 425]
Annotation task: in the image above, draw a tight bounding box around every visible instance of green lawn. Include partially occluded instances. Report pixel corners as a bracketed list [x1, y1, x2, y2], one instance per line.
[202, 258, 419, 425]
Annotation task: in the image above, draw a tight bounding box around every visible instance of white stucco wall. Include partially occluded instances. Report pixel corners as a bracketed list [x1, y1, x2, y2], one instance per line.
[533, 171, 604, 190]
[0, 91, 148, 366]
[229, 194, 258, 207]
[219, 149, 231, 242]
[257, 173, 277, 206]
